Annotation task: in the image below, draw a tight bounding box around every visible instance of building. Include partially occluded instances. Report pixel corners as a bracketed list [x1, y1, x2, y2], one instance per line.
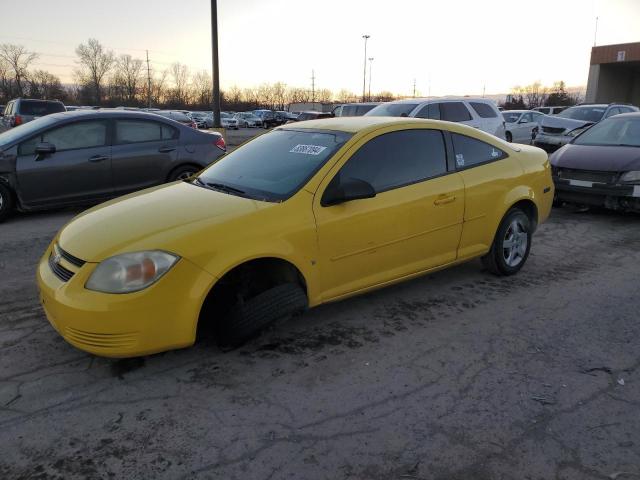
[586, 42, 640, 105]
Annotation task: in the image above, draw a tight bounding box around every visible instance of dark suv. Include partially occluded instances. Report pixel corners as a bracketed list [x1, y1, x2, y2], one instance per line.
[1, 99, 66, 131]
[252, 110, 282, 129]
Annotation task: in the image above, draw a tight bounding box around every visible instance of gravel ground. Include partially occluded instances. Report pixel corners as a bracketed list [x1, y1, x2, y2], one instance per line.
[0, 206, 639, 479]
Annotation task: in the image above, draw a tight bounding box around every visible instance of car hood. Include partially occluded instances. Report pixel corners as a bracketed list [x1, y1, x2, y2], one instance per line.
[540, 115, 593, 131]
[58, 182, 275, 263]
[550, 144, 640, 171]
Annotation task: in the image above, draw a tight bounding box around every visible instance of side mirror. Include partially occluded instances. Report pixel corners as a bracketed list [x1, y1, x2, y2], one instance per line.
[35, 142, 56, 160]
[321, 177, 376, 207]
[518, 118, 529, 124]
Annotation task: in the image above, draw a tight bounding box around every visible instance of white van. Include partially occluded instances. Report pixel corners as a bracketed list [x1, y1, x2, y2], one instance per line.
[366, 98, 506, 139]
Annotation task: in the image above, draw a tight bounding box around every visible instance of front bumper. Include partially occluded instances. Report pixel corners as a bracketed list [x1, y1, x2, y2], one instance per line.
[554, 177, 640, 211]
[534, 133, 571, 153]
[37, 243, 216, 358]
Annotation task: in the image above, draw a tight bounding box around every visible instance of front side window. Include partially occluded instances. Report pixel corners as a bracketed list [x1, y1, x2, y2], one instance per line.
[440, 102, 472, 122]
[521, 113, 534, 123]
[197, 128, 351, 202]
[333, 129, 447, 194]
[415, 103, 441, 120]
[452, 133, 507, 169]
[604, 107, 621, 119]
[470, 102, 498, 118]
[19, 121, 107, 155]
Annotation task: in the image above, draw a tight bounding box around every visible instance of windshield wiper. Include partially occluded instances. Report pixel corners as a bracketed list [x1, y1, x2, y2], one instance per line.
[205, 182, 246, 195]
[615, 143, 640, 148]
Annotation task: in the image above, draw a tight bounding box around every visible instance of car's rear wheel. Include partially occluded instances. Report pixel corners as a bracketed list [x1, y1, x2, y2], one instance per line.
[0, 182, 15, 223]
[168, 165, 200, 182]
[505, 131, 513, 142]
[481, 208, 532, 276]
[216, 283, 307, 347]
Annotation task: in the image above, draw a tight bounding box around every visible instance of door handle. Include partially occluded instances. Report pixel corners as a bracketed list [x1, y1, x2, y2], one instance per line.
[88, 155, 108, 163]
[434, 195, 456, 206]
[158, 146, 176, 153]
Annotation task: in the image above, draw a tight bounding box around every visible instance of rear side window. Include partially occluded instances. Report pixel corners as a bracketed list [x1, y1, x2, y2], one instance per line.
[415, 103, 441, 120]
[469, 102, 498, 118]
[440, 102, 472, 122]
[335, 129, 447, 193]
[451, 133, 507, 169]
[19, 100, 65, 116]
[342, 106, 358, 116]
[115, 120, 177, 144]
[355, 105, 376, 115]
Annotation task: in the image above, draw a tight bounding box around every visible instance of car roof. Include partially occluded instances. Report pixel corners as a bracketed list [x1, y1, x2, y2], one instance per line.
[45, 110, 185, 122]
[280, 116, 450, 133]
[608, 112, 640, 119]
[503, 110, 530, 113]
[385, 97, 494, 105]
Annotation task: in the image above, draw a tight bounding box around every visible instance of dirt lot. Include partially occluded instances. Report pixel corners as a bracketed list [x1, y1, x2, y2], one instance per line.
[0, 206, 639, 479]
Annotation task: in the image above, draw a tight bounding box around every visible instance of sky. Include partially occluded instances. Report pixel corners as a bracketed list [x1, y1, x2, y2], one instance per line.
[1, 0, 639, 97]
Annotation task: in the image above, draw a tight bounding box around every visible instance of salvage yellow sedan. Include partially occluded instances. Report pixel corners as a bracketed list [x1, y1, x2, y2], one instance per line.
[37, 117, 553, 357]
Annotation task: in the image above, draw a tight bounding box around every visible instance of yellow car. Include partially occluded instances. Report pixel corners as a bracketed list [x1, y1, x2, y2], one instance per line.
[37, 117, 553, 357]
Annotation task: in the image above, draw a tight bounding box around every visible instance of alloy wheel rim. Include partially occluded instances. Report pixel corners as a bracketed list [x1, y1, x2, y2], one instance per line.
[502, 219, 528, 267]
[178, 171, 196, 180]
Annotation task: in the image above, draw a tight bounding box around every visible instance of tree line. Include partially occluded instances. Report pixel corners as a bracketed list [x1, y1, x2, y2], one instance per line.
[0, 39, 396, 111]
[500, 81, 581, 110]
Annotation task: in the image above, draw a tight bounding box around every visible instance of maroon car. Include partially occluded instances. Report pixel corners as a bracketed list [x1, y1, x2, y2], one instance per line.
[550, 112, 640, 212]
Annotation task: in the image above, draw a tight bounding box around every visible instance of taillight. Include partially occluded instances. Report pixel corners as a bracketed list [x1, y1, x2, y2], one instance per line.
[14, 115, 22, 126]
[214, 136, 226, 151]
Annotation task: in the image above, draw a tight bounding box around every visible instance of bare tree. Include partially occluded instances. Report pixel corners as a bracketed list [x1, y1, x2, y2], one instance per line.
[522, 82, 548, 109]
[191, 70, 212, 108]
[75, 39, 115, 104]
[167, 62, 190, 106]
[27, 70, 65, 99]
[112, 54, 143, 104]
[0, 44, 38, 97]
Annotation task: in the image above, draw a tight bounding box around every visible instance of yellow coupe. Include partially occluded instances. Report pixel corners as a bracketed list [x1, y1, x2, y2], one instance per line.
[37, 117, 553, 357]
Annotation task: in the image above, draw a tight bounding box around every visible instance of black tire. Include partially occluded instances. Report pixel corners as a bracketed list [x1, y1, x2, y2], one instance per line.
[0, 182, 15, 223]
[505, 131, 513, 143]
[216, 283, 307, 348]
[481, 208, 532, 276]
[168, 165, 200, 182]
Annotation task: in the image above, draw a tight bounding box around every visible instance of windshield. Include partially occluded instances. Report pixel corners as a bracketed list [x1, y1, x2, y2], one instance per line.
[573, 117, 640, 147]
[502, 112, 522, 123]
[557, 106, 606, 122]
[0, 115, 58, 148]
[365, 103, 418, 117]
[197, 129, 352, 201]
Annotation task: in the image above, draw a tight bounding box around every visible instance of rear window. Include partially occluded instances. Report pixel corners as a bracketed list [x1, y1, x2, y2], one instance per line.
[440, 102, 472, 122]
[19, 100, 65, 116]
[366, 103, 418, 117]
[470, 102, 498, 118]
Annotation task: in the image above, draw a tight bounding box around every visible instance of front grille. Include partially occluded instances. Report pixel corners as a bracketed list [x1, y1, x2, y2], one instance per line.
[57, 245, 85, 268]
[48, 253, 74, 282]
[556, 168, 618, 184]
[65, 327, 138, 349]
[542, 126, 565, 135]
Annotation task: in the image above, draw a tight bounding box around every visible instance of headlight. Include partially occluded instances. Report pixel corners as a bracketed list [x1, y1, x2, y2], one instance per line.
[566, 126, 589, 137]
[620, 171, 640, 184]
[86, 251, 179, 294]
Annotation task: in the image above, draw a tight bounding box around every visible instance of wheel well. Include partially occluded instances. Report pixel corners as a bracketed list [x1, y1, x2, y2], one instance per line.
[197, 258, 307, 337]
[511, 199, 538, 231]
[167, 163, 203, 182]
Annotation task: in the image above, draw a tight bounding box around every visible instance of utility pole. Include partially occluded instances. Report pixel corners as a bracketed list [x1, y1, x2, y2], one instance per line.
[368, 57, 373, 101]
[593, 16, 599, 46]
[210, 0, 221, 128]
[413, 79, 416, 98]
[362, 34, 370, 102]
[146, 50, 151, 108]
[311, 69, 315, 107]
[482, 84, 486, 98]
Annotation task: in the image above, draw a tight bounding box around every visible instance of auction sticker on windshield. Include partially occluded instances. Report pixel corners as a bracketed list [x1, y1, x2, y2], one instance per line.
[290, 144, 328, 155]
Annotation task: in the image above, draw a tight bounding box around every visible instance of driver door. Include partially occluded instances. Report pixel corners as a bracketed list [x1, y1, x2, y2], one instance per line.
[15, 119, 113, 207]
[313, 127, 465, 301]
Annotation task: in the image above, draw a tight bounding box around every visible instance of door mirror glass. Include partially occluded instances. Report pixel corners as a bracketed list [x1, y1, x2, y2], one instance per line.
[35, 142, 56, 155]
[321, 177, 376, 207]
